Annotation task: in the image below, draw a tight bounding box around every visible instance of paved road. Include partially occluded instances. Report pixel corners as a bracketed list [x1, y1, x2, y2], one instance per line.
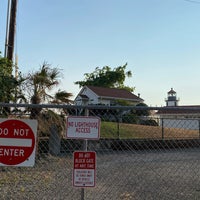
[1, 147, 200, 200]
[94, 148, 200, 200]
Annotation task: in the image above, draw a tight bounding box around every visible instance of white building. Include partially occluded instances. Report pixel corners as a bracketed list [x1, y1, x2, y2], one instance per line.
[156, 88, 200, 130]
[74, 85, 143, 106]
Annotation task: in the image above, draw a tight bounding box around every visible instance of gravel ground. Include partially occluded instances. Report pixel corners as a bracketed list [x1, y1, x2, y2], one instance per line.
[1, 148, 200, 200]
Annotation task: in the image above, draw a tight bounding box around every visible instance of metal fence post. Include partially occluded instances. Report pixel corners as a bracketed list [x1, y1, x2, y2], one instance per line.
[199, 119, 200, 139]
[80, 108, 89, 200]
[161, 118, 164, 140]
[2, 103, 200, 199]
[117, 118, 120, 139]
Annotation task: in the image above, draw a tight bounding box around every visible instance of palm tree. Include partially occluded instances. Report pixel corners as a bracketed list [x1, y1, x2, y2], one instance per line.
[30, 63, 59, 104]
[21, 62, 73, 156]
[52, 90, 73, 105]
[24, 62, 66, 119]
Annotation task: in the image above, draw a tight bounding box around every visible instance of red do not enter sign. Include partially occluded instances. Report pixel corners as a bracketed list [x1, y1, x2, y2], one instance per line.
[0, 119, 37, 166]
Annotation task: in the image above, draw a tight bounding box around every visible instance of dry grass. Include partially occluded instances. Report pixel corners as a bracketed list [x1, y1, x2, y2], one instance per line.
[101, 122, 200, 139]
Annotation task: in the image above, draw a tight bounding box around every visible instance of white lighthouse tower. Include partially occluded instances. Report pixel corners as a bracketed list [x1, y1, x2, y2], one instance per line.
[165, 88, 179, 107]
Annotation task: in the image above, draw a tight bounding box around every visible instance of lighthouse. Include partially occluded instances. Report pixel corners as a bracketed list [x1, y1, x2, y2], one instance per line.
[165, 88, 179, 107]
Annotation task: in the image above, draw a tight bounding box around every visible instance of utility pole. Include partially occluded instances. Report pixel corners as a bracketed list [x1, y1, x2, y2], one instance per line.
[3, 0, 18, 114]
[5, 0, 18, 62]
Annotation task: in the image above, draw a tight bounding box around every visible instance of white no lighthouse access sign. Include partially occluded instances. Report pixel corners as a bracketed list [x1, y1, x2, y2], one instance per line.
[0, 119, 37, 167]
[66, 116, 100, 139]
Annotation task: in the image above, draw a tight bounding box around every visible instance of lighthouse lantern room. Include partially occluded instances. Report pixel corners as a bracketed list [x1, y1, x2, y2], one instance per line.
[165, 88, 179, 107]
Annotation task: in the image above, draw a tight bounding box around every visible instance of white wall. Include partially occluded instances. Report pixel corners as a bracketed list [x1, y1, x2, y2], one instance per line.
[160, 118, 199, 130]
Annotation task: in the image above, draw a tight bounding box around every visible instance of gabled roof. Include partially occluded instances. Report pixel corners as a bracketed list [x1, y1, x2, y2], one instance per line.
[86, 85, 143, 101]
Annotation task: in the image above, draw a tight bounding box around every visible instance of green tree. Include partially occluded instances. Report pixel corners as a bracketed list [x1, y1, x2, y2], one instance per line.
[51, 90, 74, 116]
[52, 90, 73, 104]
[122, 103, 150, 124]
[135, 103, 150, 116]
[0, 52, 20, 115]
[75, 63, 134, 92]
[24, 62, 72, 118]
[0, 53, 13, 101]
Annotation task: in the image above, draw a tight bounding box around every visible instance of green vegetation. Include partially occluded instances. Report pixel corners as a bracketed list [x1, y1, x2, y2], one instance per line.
[75, 63, 134, 92]
[0, 53, 21, 115]
[22, 62, 73, 119]
[0, 56, 73, 137]
[1, 52, 196, 141]
[100, 121, 199, 139]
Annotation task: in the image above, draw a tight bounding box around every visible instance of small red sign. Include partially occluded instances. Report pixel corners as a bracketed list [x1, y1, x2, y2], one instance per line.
[73, 151, 96, 187]
[0, 119, 37, 166]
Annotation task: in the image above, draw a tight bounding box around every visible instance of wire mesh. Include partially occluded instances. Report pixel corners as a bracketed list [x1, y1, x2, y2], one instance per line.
[0, 104, 200, 200]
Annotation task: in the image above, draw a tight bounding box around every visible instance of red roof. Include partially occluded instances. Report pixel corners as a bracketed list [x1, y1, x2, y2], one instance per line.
[87, 86, 143, 101]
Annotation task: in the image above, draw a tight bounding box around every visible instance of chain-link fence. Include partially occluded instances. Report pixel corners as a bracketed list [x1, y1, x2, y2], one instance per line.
[1, 103, 200, 200]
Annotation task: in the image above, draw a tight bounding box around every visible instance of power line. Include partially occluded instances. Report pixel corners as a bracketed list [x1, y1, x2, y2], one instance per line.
[184, 0, 200, 4]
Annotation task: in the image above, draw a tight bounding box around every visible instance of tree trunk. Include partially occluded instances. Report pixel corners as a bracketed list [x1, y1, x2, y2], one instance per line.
[49, 125, 61, 156]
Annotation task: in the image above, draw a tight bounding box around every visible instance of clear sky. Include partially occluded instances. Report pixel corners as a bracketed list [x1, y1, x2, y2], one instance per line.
[0, 0, 200, 106]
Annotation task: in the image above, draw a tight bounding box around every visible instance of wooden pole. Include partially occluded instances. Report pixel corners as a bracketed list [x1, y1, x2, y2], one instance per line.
[6, 0, 18, 61]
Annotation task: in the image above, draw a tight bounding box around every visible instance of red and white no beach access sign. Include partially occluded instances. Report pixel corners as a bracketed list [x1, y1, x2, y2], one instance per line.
[0, 119, 37, 167]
